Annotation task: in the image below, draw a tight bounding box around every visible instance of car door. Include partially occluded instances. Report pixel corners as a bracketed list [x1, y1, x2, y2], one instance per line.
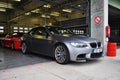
[30, 28, 53, 55]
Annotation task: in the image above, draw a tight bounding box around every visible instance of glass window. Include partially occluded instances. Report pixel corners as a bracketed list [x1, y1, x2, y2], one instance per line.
[0, 30, 4, 33]
[0, 26, 4, 33]
[14, 30, 18, 32]
[14, 27, 18, 29]
[0, 26, 4, 29]
[19, 27, 23, 30]
[24, 27, 28, 30]
[34, 28, 46, 36]
[19, 30, 23, 32]
[24, 31, 28, 33]
[29, 28, 32, 30]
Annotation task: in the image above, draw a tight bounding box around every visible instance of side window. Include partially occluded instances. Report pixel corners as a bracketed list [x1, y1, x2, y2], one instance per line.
[29, 29, 36, 36]
[34, 28, 46, 36]
[29, 28, 49, 38]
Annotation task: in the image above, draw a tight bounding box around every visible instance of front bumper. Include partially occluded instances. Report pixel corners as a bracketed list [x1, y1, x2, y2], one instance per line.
[65, 43, 103, 62]
[14, 41, 22, 49]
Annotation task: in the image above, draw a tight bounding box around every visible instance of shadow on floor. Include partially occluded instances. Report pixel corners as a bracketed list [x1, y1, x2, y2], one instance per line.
[0, 47, 54, 70]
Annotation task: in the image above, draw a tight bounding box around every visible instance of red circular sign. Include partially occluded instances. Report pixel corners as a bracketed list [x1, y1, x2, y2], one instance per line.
[94, 16, 101, 24]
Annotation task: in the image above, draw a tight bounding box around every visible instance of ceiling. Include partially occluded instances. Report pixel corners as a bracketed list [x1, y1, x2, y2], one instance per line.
[108, 0, 120, 19]
[0, 0, 87, 11]
[0, 0, 88, 26]
[6, 0, 88, 21]
[109, 0, 120, 10]
[0, 0, 119, 22]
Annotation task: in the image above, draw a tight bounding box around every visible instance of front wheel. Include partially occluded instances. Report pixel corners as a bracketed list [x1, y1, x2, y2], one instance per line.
[54, 45, 70, 64]
[22, 42, 29, 54]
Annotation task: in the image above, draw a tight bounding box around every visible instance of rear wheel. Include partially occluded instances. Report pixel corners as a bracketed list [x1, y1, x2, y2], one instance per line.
[1, 40, 4, 47]
[22, 42, 29, 54]
[54, 45, 70, 64]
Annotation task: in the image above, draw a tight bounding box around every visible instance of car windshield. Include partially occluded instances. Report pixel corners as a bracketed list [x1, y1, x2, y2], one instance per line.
[48, 27, 74, 35]
[12, 33, 24, 37]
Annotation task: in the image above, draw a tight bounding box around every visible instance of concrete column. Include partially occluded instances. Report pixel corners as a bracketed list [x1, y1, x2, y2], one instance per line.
[90, 0, 108, 54]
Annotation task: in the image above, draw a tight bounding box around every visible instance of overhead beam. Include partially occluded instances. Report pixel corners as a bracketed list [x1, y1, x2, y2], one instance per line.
[109, 0, 120, 10]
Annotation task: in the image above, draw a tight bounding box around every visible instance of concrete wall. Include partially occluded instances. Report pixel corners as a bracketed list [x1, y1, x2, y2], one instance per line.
[91, 0, 108, 54]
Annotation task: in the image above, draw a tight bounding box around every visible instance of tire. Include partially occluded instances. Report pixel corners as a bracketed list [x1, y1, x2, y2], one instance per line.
[54, 45, 70, 64]
[22, 42, 29, 54]
[11, 42, 14, 50]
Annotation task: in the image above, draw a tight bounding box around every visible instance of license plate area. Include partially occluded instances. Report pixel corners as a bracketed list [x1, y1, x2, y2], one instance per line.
[93, 48, 103, 53]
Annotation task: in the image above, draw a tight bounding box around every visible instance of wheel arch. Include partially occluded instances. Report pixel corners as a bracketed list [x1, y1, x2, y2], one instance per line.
[54, 42, 70, 55]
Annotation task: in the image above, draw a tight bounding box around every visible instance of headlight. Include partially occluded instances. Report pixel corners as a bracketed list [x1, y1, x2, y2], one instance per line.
[70, 42, 87, 47]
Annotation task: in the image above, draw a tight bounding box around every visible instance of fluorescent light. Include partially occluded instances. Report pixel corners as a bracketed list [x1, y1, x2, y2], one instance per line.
[41, 14, 46, 17]
[41, 14, 50, 18]
[43, 4, 51, 8]
[48, 23, 53, 26]
[25, 12, 31, 15]
[0, 2, 13, 9]
[0, 26, 4, 29]
[19, 27, 23, 30]
[0, 8, 6, 12]
[14, 27, 18, 29]
[14, 30, 18, 32]
[50, 12, 60, 17]
[31, 9, 40, 13]
[19, 30, 23, 32]
[24, 31, 28, 33]
[62, 9, 72, 13]
[14, 0, 21, 2]
[0, 30, 4, 33]
[24, 28, 28, 30]
[78, 5, 81, 7]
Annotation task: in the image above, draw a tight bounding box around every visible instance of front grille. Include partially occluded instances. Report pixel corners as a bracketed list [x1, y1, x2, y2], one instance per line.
[98, 42, 101, 47]
[90, 42, 101, 48]
[91, 52, 103, 58]
[90, 43, 97, 48]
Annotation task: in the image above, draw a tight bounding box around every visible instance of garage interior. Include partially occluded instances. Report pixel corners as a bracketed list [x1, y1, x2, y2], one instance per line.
[0, 0, 90, 36]
[109, 0, 120, 43]
[0, 0, 120, 80]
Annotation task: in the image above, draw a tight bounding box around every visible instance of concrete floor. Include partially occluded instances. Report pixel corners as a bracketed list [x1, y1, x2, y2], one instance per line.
[0, 47, 120, 80]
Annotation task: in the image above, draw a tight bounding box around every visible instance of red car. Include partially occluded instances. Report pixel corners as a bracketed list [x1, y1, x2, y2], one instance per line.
[4, 32, 24, 49]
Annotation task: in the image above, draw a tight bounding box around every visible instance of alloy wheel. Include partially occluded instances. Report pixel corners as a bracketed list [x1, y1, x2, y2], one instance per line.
[55, 45, 69, 64]
[22, 43, 27, 54]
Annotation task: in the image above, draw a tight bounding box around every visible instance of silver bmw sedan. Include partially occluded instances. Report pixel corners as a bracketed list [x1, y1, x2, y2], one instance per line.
[21, 26, 103, 64]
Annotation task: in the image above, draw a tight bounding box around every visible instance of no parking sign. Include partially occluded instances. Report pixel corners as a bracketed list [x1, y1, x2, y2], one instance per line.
[94, 16, 102, 24]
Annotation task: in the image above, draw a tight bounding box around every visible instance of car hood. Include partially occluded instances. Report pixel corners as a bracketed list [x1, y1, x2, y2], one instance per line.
[52, 34, 99, 43]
